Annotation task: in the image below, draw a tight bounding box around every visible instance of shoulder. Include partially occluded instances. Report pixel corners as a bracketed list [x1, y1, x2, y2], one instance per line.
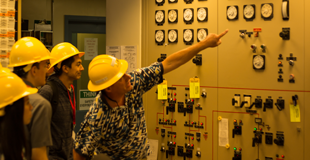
[29, 93, 52, 114]
[38, 85, 53, 102]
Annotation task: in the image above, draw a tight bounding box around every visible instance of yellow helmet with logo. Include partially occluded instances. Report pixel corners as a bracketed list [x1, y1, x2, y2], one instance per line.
[0, 70, 37, 116]
[49, 42, 85, 69]
[88, 55, 128, 92]
[8, 37, 52, 68]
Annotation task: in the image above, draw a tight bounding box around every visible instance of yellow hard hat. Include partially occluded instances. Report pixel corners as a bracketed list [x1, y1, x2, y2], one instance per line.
[8, 37, 52, 68]
[0, 63, 12, 74]
[0, 71, 37, 116]
[88, 55, 128, 92]
[49, 42, 85, 69]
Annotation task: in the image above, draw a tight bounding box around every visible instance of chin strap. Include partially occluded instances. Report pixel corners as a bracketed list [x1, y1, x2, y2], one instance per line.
[102, 91, 120, 108]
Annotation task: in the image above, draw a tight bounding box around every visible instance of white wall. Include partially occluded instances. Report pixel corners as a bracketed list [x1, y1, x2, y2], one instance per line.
[22, 0, 52, 29]
[106, 0, 142, 68]
[53, 0, 106, 44]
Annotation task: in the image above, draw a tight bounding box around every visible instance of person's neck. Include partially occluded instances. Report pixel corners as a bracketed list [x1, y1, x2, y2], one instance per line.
[103, 92, 125, 108]
[58, 74, 73, 89]
[25, 75, 37, 87]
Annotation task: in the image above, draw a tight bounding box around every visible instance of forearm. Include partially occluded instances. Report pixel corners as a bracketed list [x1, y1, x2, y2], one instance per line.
[31, 147, 48, 160]
[162, 41, 206, 74]
[73, 149, 87, 160]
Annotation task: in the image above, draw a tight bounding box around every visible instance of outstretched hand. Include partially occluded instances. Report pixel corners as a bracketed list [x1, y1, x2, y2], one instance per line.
[201, 29, 229, 48]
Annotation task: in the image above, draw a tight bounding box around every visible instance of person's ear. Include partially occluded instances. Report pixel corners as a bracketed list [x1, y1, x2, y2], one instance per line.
[29, 65, 37, 76]
[62, 65, 69, 73]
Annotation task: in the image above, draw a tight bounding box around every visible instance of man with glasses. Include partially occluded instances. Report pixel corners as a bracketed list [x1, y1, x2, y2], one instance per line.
[8, 37, 53, 160]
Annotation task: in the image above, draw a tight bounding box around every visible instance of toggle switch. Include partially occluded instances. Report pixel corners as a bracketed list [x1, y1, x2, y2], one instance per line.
[251, 44, 257, 52]
[280, 28, 290, 40]
[260, 44, 266, 52]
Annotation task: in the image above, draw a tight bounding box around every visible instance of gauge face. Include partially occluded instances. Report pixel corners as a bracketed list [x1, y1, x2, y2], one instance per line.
[168, 30, 177, 42]
[155, 10, 164, 23]
[197, 8, 207, 21]
[184, 29, 193, 42]
[184, 9, 193, 21]
[169, 0, 176, 2]
[253, 55, 265, 69]
[197, 29, 207, 42]
[168, 10, 177, 23]
[227, 6, 238, 20]
[155, 30, 164, 43]
[156, 0, 163, 2]
[244, 5, 255, 19]
[261, 3, 273, 18]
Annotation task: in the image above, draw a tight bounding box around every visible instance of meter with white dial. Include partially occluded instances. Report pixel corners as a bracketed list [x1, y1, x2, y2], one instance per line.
[168, 0, 177, 3]
[168, 9, 178, 23]
[155, 10, 165, 26]
[197, 28, 208, 42]
[155, 30, 165, 45]
[183, 8, 194, 24]
[168, 29, 178, 43]
[183, 29, 194, 45]
[253, 55, 265, 70]
[261, 3, 273, 20]
[243, 5, 255, 20]
[197, 8, 208, 22]
[155, 0, 164, 6]
[227, 5, 238, 20]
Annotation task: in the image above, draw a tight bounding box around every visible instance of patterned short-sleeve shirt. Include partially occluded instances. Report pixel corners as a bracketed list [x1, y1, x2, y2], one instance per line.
[74, 62, 164, 160]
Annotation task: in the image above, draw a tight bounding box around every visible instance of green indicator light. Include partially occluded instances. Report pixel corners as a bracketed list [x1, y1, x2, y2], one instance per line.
[234, 147, 237, 150]
[254, 127, 257, 131]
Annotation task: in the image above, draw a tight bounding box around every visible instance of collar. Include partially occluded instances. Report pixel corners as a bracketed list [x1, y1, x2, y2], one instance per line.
[23, 79, 35, 88]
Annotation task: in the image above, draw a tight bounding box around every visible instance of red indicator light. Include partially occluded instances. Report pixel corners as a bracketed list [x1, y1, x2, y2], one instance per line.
[201, 123, 203, 125]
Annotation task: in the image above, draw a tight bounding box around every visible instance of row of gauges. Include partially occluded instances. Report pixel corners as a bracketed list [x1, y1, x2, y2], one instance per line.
[227, 1, 289, 21]
[156, 0, 207, 6]
[155, 8, 208, 26]
[155, 29, 208, 45]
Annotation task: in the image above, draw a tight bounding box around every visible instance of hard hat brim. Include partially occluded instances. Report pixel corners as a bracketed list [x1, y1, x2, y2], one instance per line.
[8, 55, 54, 68]
[49, 52, 85, 70]
[0, 87, 37, 109]
[87, 59, 128, 92]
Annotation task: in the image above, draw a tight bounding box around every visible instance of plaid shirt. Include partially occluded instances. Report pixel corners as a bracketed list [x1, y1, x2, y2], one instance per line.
[74, 62, 164, 160]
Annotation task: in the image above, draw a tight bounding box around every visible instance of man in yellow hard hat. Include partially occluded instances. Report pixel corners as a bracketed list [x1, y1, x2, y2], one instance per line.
[39, 42, 85, 160]
[73, 29, 228, 160]
[8, 37, 53, 160]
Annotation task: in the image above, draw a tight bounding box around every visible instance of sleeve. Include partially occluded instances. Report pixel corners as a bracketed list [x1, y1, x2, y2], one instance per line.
[130, 62, 164, 94]
[29, 95, 53, 148]
[38, 85, 53, 102]
[74, 95, 105, 158]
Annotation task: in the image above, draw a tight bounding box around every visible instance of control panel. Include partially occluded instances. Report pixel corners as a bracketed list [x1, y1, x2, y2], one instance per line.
[143, 0, 309, 160]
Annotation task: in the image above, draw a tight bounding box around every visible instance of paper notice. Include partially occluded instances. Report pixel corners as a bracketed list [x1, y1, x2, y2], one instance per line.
[290, 104, 301, 122]
[219, 118, 229, 147]
[147, 139, 158, 160]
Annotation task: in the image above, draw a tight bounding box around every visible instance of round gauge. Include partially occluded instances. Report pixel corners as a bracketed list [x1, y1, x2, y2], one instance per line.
[168, 30, 177, 43]
[197, 8, 207, 21]
[168, 10, 177, 23]
[184, 9, 193, 22]
[183, 29, 193, 42]
[261, 3, 273, 19]
[169, 0, 176, 2]
[197, 29, 207, 42]
[156, 0, 163, 3]
[227, 6, 238, 20]
[155, 30, 164, 43]
[155, 10, 164, 23]
[253, 55, 265, 69]
[244, 5, 255, 19]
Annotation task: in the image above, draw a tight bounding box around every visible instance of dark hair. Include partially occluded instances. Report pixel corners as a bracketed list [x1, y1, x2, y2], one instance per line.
[13, 63, 40, 78]
[0, 98, 29, 160]
[54, 56, 75, 76]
